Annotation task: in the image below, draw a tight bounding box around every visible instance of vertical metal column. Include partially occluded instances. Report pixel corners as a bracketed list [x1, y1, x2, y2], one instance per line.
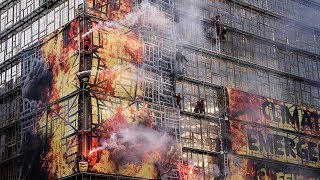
[77, 2, 91, 160]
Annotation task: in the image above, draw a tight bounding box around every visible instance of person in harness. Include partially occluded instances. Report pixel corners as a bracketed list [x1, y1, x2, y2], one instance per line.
[83, 34, 91, 51]
[194, 99, 205, 114]
[176, 49, 188, 63]
[214, 14, 227, 42]
[175, 93, 184, 109]
[175, 48, 188, 74]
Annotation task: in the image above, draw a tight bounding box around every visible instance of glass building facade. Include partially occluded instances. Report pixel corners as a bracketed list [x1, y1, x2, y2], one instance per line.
[0, 0, 319, 179]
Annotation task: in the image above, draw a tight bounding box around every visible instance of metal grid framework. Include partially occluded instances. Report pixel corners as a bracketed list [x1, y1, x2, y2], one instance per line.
[0, 0, 320, 179]
[0, 5, 83, 176]
[0, 0, 83, 64]
[174, 0, 320, 178]
[16, 94, 79, 179]
[181, 151, 222, 179]
[174, 0, 320, 108]
[229, 0, 320, 28]
[84, 0, 181, 178]
[89, 95, 181, 179]
[180, 46, 320, 108]
[181, 115, 220, 152]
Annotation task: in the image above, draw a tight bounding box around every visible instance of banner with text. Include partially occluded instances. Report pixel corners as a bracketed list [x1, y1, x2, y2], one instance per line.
[230, 121, 320, 168]
[228, 88, 320, 136]
[228, 155, 320, 180]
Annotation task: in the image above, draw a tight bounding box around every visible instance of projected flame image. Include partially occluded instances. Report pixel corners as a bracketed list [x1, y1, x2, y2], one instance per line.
[88, 103, 179, 178]
[21, 19, 80, 179]
[228, 155, 319, 180]
[1, 0, 319, 179]
[22, 19, 80, 105]
[19, 1, 180, 179]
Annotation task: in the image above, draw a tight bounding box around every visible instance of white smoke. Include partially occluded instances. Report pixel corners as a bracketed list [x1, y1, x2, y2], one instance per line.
[89, 125, 173, 155]
[174, 0, 207, 47]
[83, 1, 168, 37]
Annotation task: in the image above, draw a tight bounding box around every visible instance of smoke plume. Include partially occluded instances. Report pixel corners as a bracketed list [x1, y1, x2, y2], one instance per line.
[22, 57, 53, 102]
[83, 1, 168, 37]
[174, 0, 207, 47]
[20, 131, 49, 179]
[88, 106, 179, 176]
[90, 125, 172, 155]
[90, 124, 177, 170]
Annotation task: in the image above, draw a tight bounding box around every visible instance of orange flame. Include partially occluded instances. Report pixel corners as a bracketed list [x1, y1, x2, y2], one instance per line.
[87, 0, 134, 20]
[37, 19, 80, 179]
[230, 121, 247, 151]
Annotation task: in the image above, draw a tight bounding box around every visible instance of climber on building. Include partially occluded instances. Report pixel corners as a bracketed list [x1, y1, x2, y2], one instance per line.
[194, 99, 205, 114]
[214, 14, 227, 42]
[176, 49, 188, 63]
[174, 48, 188, 75]
[175, 93, 184, 109]
[83, 34, 91, 51]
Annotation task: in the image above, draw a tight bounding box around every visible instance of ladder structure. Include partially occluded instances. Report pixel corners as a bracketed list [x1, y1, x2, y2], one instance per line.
[173, 0, 320, 179]
[215, 26, 221, 54]
[1, 0, 320, 179]
[173, 0, 231, 179]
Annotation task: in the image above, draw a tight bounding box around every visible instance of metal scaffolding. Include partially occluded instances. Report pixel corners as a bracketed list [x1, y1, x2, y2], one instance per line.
[0, 0, 320, 179]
